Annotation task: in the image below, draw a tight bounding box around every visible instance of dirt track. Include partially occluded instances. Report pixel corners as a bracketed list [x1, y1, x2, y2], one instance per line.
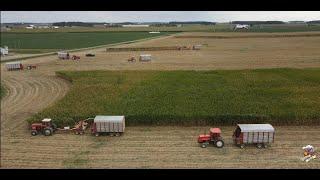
[1, 32, 320, 168]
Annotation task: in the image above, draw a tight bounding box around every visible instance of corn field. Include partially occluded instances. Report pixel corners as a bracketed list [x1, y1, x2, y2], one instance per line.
[27, 69, 320, 126]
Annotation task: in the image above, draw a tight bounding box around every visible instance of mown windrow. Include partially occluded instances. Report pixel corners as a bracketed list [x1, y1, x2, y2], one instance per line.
[27, 69, 320, 126]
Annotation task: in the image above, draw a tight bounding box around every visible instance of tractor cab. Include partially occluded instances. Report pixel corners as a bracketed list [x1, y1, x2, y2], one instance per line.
[41, 118, 52, 126]
[209, 128, 222, 138]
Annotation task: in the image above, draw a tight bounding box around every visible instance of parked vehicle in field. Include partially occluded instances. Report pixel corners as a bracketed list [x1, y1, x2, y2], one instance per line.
[232, 124, 275, 149]
[26, 65, 37, 70]
[72, 55, 80, 60]
[91, 115, 125, 136]
[85, 53, 95, 57]
[57, 51, 70, 60]
[5, 61, 23, 71]
[31, 118, 57, 136]
[128, 56, 136, 62]
[198, 128, 224, 148]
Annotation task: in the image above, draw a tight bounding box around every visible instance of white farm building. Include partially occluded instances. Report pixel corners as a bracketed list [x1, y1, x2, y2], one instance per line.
[0, 46, 9, 56]
[234, 24, 250, 30]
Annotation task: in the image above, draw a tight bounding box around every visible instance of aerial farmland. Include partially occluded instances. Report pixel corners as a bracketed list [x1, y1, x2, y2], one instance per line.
[1, 12, 320, 168]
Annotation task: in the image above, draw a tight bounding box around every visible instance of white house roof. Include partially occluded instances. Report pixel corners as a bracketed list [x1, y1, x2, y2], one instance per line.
[237, 124, 275, 132]
[94, 115, 125, 123]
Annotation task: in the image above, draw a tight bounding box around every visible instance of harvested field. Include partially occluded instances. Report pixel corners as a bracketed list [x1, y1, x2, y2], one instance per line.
[1, 32, 320, 168]
[174, 32, 320, 39]
[1, 126, 319, 168]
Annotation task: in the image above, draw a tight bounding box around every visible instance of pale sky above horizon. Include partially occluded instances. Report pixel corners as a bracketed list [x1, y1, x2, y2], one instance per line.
[1, 11, 320, 23]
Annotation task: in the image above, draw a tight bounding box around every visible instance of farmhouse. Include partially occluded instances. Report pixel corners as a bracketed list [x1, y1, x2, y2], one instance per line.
[234, 24, 250, 30]
[0, 46, 9, 56]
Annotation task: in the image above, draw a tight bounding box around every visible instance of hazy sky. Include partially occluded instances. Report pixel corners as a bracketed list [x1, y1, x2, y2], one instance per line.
[1, 11, 320, 23]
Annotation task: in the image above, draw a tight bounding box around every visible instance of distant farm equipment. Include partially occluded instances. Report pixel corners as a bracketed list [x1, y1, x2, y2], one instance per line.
[26, 65, 37, 70]
[5, 61, 23, 71]
[232, 124, 275, 149]
[139, 54, 152, 62]
[30, 116, 125, 137]
[58, 51, 70, 60]
[198, 128, 224, 148]
[197, 124, 275, 149]
[85, 53, 95, 57]
[127, 56, 136, 62]
[57, 51, 80, 60]
[71, 55, 80, 60]
[91, 115, 125, 137]
[31, 118, 57, 136]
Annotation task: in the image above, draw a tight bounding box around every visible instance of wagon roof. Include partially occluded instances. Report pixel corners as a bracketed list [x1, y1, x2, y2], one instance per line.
[237, 124, 274, 132]
[6, 61, 21, 65]
[94, 115, 125, 122]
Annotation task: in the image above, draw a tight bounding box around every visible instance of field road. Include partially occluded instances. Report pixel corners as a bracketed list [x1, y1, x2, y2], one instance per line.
[1, 32, 320, 168]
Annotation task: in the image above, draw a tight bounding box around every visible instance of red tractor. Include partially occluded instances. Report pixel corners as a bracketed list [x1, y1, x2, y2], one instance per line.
[198, 128, 224, 148]
[72, 55, 80, 60]
[31, 118, 57, 136]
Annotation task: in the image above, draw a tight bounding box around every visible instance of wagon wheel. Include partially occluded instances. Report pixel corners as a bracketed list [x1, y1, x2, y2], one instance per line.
[95, 133, 99, 137]
[115, 133, 120, 137]
[256, 144, 263, 149]
[240, 144, 245, 149]
[263, 144, 268, 148]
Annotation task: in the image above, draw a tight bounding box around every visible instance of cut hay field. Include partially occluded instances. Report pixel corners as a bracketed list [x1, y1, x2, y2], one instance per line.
[0, 83, 6, 99]
[28, 69, 320, 126]
[0, 31, 174, 53]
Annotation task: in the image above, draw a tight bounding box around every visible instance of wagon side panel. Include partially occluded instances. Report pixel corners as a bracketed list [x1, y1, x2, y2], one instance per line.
[268, 132, 274, 143]
[243, 132, 248, 143]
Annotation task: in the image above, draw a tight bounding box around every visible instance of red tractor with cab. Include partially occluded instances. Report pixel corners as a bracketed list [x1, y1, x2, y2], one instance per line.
[31, 118, 57, 136]
[198, 128, 224, 148]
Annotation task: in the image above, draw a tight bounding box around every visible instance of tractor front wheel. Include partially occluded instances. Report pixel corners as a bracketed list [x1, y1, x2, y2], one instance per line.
[215, 140, 224, 148]
[31, 131, 37, 136]
[201, 143, 208, 148]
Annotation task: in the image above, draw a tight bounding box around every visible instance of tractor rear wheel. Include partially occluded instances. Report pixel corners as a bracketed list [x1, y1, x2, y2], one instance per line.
[31, 131, 37, 136]
[263, 144, 268, 148]
[44, 128, 52, 136]
[215, 140, 224, 148]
